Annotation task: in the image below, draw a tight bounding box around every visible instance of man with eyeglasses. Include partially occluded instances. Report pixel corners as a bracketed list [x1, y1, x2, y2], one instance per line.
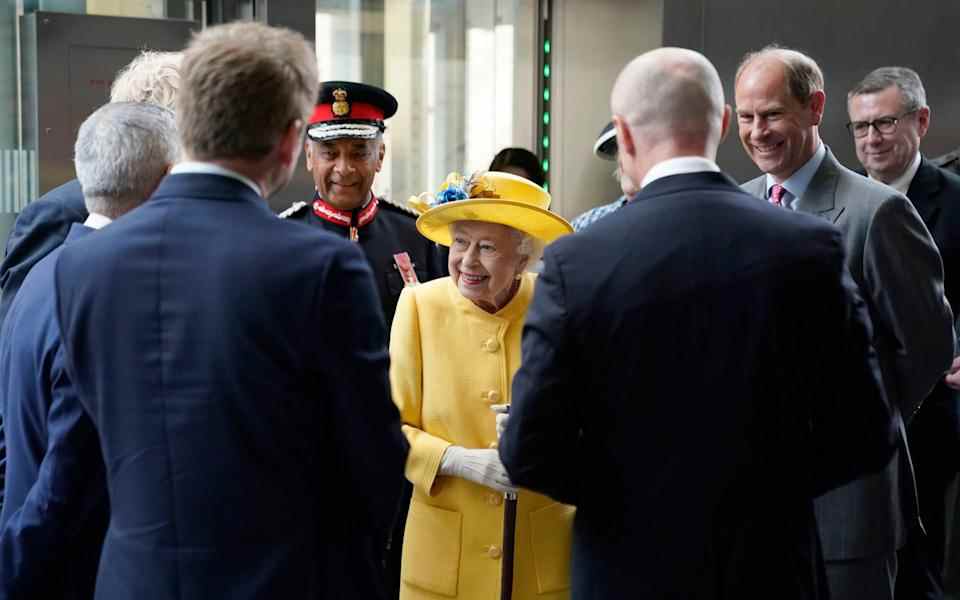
[737, 45, 954, 600]
[848, 66, 960, 600]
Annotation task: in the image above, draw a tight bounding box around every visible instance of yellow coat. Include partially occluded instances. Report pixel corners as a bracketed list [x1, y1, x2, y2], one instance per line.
[390, 274, 573, 600]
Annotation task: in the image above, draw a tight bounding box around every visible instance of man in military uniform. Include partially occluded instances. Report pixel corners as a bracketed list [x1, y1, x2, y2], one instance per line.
[280, 81, 446, 326]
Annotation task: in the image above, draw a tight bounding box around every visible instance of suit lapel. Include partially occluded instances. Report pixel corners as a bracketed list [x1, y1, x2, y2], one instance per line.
[906, 158, 942, 227]
[796, 148, 844, 223]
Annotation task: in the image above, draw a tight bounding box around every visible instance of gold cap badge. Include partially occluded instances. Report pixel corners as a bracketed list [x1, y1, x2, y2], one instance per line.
[332, 88, 350, 117]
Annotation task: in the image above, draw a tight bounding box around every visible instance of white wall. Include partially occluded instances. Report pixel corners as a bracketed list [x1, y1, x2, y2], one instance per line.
[550, 0, 662, 219]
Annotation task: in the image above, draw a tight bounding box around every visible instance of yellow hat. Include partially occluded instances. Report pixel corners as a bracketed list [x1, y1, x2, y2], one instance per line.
[409, 171, 573, 247]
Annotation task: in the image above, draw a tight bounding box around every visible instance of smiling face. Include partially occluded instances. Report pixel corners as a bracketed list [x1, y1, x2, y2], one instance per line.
[848, 85, 928, 184]
[735, 57, 824, 182]
[448, 221, 530, 313]
[304, 136, 384, 210]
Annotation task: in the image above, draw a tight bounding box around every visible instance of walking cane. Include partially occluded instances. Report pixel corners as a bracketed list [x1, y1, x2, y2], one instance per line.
[496, 404, 516, 600]
[501, 489, 517, 600]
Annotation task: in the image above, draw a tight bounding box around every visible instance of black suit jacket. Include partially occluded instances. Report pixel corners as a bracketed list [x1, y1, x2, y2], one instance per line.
[281, 199, 447, 327]
[500, 171, 898, 599]
[53, 173, 408, 600]
[907, 158, 960, 445]
[934, 148, 960, 177]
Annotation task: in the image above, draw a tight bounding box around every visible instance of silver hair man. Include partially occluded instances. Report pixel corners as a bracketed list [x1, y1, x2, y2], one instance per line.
[74, 101, 179, 218]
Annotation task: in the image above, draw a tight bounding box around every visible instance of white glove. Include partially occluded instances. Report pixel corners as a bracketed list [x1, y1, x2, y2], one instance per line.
[491, 404, 509, 439]
[439, 446, 517, 494]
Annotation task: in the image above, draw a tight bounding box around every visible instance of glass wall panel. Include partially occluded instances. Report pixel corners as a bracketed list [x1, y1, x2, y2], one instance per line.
[316, 0, 533, 203]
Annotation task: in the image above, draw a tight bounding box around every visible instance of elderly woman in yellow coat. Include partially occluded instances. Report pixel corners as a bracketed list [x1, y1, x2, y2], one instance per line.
[391, 171, 575, 600]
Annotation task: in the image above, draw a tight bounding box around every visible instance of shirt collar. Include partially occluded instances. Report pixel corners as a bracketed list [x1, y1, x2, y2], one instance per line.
[765, 142, 826, 207]
[878, 151, 922, 196]
[83, 212, 113, 230]
[170, 161, 262, 197]
[640, 156, 721, 188]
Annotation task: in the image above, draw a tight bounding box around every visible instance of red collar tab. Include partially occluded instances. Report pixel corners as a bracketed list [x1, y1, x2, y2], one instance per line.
[312, 193, 379, 229]
[309, 102, 385, 125]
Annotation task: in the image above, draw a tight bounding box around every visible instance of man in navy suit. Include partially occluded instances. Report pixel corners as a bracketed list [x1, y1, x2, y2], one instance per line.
[847, 66, 960, 600]
[0, 101, 179, 600]
[52, 22, 407, 600]
[500, 47, 898, 600]
[0, 50, 182, 511]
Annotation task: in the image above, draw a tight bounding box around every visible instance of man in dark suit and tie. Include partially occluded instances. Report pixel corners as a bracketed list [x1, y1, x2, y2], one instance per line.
[847, 66, 960, 600]
[737, 47, 955, 600]
[0, 101, 179, 600]
[500, 47, 899, 600]
[51, 22, 408, 600]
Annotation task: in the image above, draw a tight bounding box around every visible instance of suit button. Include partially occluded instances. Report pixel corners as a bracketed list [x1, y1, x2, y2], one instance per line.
[483, 338, 500, 352]
[488, 441, 498, 449]
[487, 545, 502, 559]
[487, 493, 503, 506]
[484, 390, 501, 403]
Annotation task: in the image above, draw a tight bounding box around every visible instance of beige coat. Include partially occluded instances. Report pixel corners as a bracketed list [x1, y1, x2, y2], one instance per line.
[390, 274, 573, 600]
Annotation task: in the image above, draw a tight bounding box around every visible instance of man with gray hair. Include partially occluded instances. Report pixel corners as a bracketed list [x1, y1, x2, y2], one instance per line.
[848, 65, 960, 600]
[0, 47, 181, 517]
[738, 46, 955, 599]
[501, 47, 896, 599]
[0, 50, 181, 327]
[0, 101, 178, 600]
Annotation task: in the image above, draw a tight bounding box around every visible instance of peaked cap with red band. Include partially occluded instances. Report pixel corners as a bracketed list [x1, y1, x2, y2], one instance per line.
[307, 80, 398, 142]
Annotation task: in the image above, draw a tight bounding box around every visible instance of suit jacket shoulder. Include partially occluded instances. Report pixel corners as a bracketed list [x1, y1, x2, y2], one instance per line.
[0, 180, 87, 326]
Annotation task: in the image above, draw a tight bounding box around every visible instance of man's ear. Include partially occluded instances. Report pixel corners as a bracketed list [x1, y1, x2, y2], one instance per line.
[276, 119, 304, 170]
[808, 90, 826, 126]
[917, 106, 931, 139]
[720, 104, 732, 143]
[376, 138, 385, 173]
[612, 115, 635, 159]
[303, 136, 315, 172]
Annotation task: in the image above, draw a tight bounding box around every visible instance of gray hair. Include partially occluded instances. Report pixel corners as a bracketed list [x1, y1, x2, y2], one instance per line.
[513, 229, 545, 271]
[74, 102, 179, 218]
[110, 51, 182, 110]
[736, 45, 824, 104]
[848, 66, 927, 112]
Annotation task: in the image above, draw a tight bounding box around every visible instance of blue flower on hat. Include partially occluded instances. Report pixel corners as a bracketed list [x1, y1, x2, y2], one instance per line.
[436, 185, 469, 205]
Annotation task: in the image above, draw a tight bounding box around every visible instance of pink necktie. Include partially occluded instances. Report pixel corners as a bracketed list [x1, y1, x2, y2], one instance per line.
[769, 184, 786, 207]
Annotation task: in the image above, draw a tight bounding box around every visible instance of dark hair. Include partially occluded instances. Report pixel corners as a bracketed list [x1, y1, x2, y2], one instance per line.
[488, 147, 545, 187]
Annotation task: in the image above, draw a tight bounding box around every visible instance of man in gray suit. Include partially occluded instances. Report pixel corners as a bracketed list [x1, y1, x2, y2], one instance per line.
[735, 45, 955, 600]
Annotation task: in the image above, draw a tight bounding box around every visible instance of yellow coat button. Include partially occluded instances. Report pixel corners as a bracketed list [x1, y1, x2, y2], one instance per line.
[488, 441, 498, 449]
[487, 493, 503, 506]
[487, 545, 502, 559]
[485, 390, 501, 403]
[483, 338, 500, 352]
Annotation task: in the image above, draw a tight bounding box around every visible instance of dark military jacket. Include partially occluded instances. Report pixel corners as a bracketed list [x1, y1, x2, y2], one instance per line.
[280, 194, 447, 327]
